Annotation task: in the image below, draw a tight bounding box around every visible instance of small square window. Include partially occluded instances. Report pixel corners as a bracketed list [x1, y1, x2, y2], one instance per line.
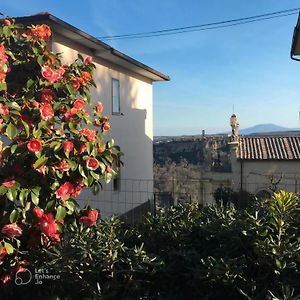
[112, 78, 120, 114]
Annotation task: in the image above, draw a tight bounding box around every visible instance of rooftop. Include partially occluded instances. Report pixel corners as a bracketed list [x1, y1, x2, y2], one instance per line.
[15, 12, 170, 82]
[238, 136, 300, 160]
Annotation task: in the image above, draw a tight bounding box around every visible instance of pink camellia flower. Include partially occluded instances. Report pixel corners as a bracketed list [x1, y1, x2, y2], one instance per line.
[2, 180, 16, 187]
[27, 139, 42, 153]
[106, 166, 113, 173]
[0, 103, 9, 115]
[56, 66, 65, 80]
[72, 80, 80, 90]
[3, 19, 11, 26]
[0, 247, 7, 264]
[37, 213, 58, 237]
[33, 207, 44, 219]
[32, 101, 39, 108]
[96, 102, 103, 114]
[64, 107, 78, 121]
[41, 65, 58, 83]
[63, 141, 74, 152]
[86, 157, 99, 170]
[79, 210, 99, 227]
[56, 161, 70, 172]
[1, 274, 11, 285]
[78, 144, 87, 154]
[29, 24, 51, 41]
[40, 102, 54, 120]
[40, 89, 56, 103]
[81, 71, 91, 84]
[36, 165, 46, 175]
[84, 56, 93, 64]
[73, 98, 85, 110]
[102, 122, 111, 132]
[71, 176, 84, 198]
[55, 182, 74, 200]
[80, 128, 96, 142]
[0, 70, 6, 82]
[1, 223, 23, 239]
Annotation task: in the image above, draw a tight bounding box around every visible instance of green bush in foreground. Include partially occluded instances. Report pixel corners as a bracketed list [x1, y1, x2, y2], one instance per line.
[3, 190, 300, 299]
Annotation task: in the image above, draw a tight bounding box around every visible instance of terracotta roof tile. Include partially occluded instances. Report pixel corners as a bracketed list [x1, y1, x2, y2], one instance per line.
[238, 136, 300, 160]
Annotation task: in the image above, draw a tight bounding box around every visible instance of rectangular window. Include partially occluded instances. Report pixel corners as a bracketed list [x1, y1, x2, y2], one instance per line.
[112, 78, 120, 114]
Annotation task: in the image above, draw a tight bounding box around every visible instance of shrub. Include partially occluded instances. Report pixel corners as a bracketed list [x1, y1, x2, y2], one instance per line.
[0, 17, 122, 288]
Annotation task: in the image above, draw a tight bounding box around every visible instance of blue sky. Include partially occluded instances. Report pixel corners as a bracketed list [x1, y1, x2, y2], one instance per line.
[1, 0, 300, 135]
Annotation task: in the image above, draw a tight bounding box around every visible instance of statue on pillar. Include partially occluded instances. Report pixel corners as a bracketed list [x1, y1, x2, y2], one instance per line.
[230, 114, 239, 142]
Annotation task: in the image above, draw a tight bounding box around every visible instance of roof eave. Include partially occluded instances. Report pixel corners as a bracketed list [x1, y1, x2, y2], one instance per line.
[14, 13, 170, 82]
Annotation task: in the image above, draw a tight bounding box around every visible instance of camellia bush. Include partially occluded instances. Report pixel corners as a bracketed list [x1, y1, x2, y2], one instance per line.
[0, 18, 122, 285]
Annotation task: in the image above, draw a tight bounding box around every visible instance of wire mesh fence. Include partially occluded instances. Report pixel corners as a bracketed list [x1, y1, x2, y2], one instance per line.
[75, 175, 300, 223]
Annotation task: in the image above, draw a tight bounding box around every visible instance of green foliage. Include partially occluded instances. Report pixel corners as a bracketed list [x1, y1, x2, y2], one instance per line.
[138, 191, 300, 299]
[2, 190, 300, 299]
[4, 217, 159, 300]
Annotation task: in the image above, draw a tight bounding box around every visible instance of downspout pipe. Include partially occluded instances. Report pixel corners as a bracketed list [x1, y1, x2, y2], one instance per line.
[240, 160, 243, 191]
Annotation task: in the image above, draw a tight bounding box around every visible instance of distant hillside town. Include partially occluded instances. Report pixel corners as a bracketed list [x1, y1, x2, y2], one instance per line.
[153, 121, 300, 208]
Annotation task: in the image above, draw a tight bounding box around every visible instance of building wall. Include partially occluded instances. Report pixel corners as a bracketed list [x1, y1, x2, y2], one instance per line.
[231, 155, 300, 195]
[51, 33, 154, 217]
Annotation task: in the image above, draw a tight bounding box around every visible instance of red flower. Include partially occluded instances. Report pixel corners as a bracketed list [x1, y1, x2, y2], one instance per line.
[0, 103, 9, 115]
[81, 71, 91, 83]
[55, 182, 74, 200]
[56, 67, 65, 79]
[84, 56, 93, 64]
[86, 157, 99, 170]
[1, 274, 11, 285]
[106, 166, 113, 173]
[63, 141, 74, 152]
[72, 80, 80, 90]
[1, 223, 23, 238]
[73, 98, 85, 110]
[40, 89, 56, 103]
[79, 210, 99, 226]
[80, 128, 96, 142]
[27, 139, 42, 153]
[0, 247, 7, 263]
[41, 65, 58, 83]
[37, 213, 58, 237]
[33, 207, 44, 218]
[2, 180, 16, 187]
[71, 177, 84, 197]
[40, 103, 54, 120]
[0, 44, 8, 65]
[0, 70, 6, 82]
[3, 19, 11, 25]
[96, 102, 103, 114]
[78, 144, 87, 154]
[64, 107, 78, 121]
[102, 122, 111, 132]
[56, 161, 70, 172]
[28, 24, 51, 40]
[32, 101, 39, 107]
[36, 165, 46, 175]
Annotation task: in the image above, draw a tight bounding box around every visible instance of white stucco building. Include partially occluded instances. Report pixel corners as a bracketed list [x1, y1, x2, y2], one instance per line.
[17, 13, 169, 218]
